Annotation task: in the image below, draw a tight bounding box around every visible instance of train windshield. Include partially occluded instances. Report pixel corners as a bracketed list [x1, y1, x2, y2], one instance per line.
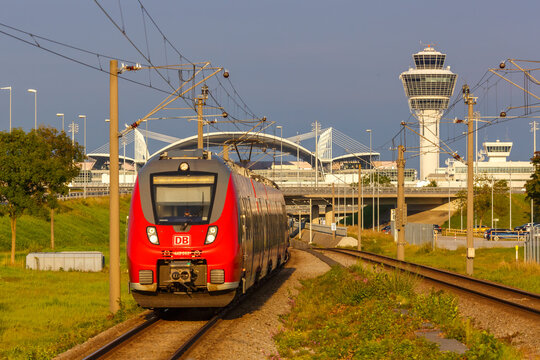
[152, 174, 216, 224]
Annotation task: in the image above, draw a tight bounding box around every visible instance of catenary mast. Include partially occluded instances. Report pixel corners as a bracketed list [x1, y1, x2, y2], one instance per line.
[400, 46, 457, 180]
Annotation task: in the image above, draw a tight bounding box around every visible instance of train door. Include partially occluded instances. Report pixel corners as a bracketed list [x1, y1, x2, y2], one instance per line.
[261, 198, 270, 277]
[251, 197, 263, 282]
[281, 203, 288, 259]
[244, 198, 256, 288]
[269, 201, 277, 271]
[240, 198, 253, 289]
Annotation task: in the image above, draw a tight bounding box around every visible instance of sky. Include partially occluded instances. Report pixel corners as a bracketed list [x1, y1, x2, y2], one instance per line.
[0, 0, 539, 172]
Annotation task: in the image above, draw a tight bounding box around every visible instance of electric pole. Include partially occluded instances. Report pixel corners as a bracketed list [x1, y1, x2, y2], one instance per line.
[396, 145, 406, 261]
[332, 183, 336, 242]
[357, 164, 362, 250]
[463, 85, 476, 276]
[197, 85, 208, 150]
[531, 121, 538, 224]
[109, 60, 121, 314]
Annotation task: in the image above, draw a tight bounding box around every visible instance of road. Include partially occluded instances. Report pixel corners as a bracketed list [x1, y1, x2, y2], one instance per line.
[435, 235, 523, 250]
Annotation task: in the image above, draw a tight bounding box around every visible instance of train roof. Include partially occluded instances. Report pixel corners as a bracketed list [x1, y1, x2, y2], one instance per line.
[154, 148, 279, 190]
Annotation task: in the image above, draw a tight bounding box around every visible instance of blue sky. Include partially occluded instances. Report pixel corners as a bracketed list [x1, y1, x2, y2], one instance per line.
[0, 0, 539, 171]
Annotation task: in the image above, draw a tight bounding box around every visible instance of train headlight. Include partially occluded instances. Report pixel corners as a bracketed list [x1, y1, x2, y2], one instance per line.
[205, 226, 218, 244]
[146, 226, 159, 245]
[179, 162, 189, 172]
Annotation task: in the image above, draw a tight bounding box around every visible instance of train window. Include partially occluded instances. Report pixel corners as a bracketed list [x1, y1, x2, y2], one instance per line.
[152, 174, 216, 225]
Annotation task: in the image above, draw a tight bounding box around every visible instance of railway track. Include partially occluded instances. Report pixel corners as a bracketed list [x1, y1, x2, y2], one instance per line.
[81, 260, 288, 360]
[82, 308, 222, 360]
[316, 248, 540, 316]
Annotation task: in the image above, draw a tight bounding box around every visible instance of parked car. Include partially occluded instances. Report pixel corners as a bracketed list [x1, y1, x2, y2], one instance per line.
[433, 224, 442, 234]
[514, 223, 540, 233]
[484, 228, 510, 240]
[381, 225, 392, 234]
[474, 225, 490, 232]
[485, 228, 522, 241]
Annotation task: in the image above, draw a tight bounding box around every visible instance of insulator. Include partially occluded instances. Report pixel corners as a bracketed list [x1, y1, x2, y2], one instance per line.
[500, 111, 506, 118]
[262, 116, 267, 122]
[499, 62, 506, 69]
[223, 69, 229, 78]
[222, 111, 228, 118]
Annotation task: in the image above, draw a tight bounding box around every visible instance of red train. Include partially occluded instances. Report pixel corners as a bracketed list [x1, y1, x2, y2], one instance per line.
[127, 148, 289, 308]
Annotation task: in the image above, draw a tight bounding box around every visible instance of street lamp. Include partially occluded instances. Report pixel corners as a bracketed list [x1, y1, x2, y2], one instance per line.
[78, 115, 86, 155]
[27, 89, 37, 130]
[1, 86, 11, 132]
[366, 129, 373, 231]
[277, 125, 283, 184]
[56, 113, 65, 132]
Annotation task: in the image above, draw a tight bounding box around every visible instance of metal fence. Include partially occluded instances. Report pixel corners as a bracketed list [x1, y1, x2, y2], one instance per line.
[391, 222, 434, 247]
[289, 220, 347, 238]
[525, 227, 540, 263]
[306, 223, 347, 237]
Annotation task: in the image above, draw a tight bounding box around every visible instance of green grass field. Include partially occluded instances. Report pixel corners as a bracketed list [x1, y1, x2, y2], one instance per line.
[0, 196, 143, 360]
[346, 228, 540, 293]
[274, 265, 521, 359]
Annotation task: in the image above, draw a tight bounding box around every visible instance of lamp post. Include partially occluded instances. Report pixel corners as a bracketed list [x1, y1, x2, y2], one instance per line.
[1, 86, 11, 132]
[277, 125, 283, 184]
[447, 172, 451, 229]
[491, 176, 494, 228]
[531, 121, 537, 224]
[56, 113, 65, 132]
[366, 129, 373, 231]
[27, 89, 37, 130]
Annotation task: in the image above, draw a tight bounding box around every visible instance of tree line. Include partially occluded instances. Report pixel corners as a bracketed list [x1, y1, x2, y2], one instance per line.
[0, 127, 84, 265]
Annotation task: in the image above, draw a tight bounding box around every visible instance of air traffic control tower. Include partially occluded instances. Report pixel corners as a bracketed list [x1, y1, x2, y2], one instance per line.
[400, 46, 457, 180]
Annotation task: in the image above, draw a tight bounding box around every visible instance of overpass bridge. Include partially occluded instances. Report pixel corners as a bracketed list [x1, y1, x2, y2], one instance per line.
[282, 186, 460, 206]
[283, 186, 462, 225]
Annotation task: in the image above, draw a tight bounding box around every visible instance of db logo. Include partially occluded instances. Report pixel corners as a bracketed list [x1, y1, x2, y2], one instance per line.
[173, 234, 191, 246]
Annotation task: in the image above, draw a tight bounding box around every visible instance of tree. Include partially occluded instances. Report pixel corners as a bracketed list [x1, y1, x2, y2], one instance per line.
[36, 127, 85, 249]
[0, 129, 48, 264]
[358, 174, 393, 187]
[525, 155, 540, 222]
[425, 180, 438, 187]
[0, 127, 84, 264]
[457, 176, 508, 227]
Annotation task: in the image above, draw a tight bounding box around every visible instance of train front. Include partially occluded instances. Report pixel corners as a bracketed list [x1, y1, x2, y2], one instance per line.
[127, 149, 242, 308]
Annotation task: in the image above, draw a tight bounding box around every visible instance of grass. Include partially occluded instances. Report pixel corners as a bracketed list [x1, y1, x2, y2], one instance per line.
[0, 195, 144, 360]
[345, 229, 540, 293]
[273, 265, 521, 359]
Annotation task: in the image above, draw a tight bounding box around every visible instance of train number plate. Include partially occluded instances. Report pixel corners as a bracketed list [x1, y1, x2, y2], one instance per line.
[173, 234, 191, 246]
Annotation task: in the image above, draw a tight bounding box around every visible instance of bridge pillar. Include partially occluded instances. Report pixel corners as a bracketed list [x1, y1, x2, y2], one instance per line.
[311, 204, 320, 224]
[325, 205, 333, 225]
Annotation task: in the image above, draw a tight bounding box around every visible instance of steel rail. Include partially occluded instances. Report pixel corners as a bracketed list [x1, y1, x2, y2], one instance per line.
[168, 307, 227, 360]
[169, 261, 288, 359]
[320, 248, 540, 316]
[82, 261, 288, 360]
[82, 313, 160, 360]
